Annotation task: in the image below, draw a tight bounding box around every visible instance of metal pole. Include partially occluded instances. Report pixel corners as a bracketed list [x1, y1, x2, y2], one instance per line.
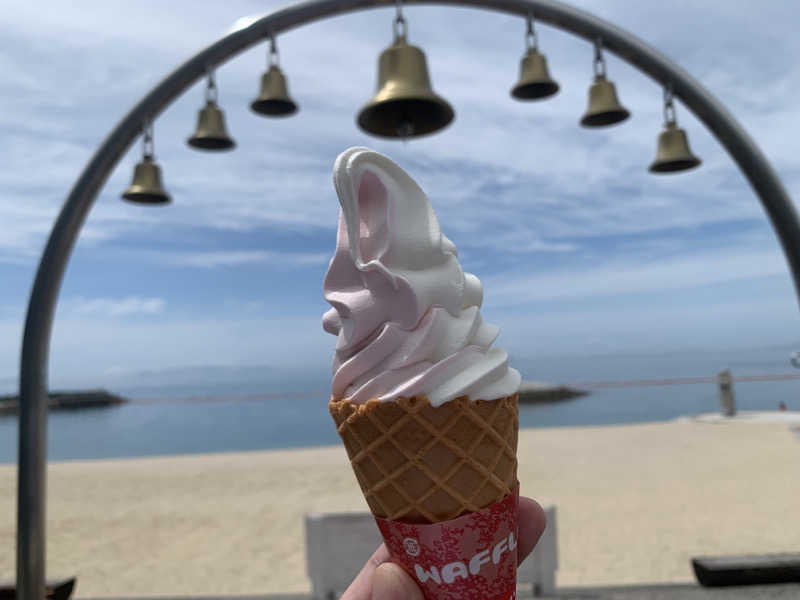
[17, 1, 800, 598]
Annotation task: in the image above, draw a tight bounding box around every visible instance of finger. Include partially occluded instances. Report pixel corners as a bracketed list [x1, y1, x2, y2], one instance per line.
[517, 496, 547, 565]
[372, 561, 424, 600]
[340, 544, 391, 600]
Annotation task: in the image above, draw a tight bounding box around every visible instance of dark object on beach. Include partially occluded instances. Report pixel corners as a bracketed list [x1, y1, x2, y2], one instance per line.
[692, 554, 800, 587]
[0, 389, 127, 416]
[718, 369, 736, 417]
[517, 382, 588, 404]
[0, 577, 75, 600]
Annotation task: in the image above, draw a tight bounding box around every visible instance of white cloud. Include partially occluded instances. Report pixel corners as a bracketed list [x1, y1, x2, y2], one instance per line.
[458, 228, 578, 254]
[158, 250, 329, 268]
[485, 247, 788, 304]
[71, 297, 166, 317]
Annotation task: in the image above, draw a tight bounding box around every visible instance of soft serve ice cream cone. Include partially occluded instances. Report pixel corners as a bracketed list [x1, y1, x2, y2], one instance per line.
[323, 147, 522, 599]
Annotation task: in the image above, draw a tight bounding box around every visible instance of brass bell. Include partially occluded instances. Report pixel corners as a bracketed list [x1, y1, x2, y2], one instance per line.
[580, 74, 630, 127]
[357, 14, 454, 139]
[649, 121, 701, 174]
[511, 48, 559, 100]
[511, 14, 559, 101]
[122, 155, 170, 205]
[581, 41, 629, 127]
[251, 64, 298, 117]
[188, 100, 236, 150]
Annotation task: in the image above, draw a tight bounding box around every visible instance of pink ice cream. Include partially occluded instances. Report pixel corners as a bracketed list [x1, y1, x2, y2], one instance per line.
[322, 147, 520, 406]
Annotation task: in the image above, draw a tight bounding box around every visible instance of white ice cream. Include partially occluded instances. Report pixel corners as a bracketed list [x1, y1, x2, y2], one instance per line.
[322, 147, 521, 406]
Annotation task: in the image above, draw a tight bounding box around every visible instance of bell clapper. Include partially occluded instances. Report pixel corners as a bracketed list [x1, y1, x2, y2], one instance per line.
[397, 116, 414, 141]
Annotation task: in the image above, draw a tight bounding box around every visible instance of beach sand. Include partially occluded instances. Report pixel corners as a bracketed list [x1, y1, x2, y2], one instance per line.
[1, 420, 799, 596]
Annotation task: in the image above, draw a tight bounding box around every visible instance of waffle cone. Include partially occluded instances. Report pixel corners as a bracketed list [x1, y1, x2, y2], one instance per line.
[330, 394, 518, 524]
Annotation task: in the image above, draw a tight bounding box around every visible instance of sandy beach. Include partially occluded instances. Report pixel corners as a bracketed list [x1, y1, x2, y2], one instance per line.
[1, 419, 799, 597]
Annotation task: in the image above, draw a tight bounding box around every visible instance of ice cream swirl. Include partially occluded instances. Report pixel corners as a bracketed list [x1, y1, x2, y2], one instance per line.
[322, 147, 520, 406]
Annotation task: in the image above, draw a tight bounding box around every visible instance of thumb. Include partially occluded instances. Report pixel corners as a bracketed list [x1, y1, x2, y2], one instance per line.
[371, 562, 424, 600]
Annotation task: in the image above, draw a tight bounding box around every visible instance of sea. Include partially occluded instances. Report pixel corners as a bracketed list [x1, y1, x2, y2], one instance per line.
[1, 343, 798, 464]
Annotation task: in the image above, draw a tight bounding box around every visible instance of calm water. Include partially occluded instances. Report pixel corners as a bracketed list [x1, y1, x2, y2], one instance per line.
[1, 345, 798, 463]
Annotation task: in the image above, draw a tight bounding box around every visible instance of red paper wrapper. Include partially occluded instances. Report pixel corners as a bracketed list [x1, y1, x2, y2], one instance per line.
[375, 485, 520, 600]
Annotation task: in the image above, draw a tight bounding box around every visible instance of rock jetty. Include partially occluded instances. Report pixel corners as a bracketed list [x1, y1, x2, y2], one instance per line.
[0, 390, 127, 416]
[518, 381, 587, 404]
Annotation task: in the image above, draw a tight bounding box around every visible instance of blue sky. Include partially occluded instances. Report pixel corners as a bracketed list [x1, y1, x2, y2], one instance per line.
[1, 0, 800, 393]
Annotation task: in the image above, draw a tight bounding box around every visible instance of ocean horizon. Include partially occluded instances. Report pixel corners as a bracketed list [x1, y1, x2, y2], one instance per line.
[1, 342, 798, 464]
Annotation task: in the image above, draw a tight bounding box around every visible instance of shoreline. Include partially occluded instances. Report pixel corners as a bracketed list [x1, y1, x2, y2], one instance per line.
[2, 409, 798, 466]
[2, 419, 799, 596]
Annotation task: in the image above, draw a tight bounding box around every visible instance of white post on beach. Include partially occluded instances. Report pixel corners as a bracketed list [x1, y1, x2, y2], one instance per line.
[718, 369, 736, 417]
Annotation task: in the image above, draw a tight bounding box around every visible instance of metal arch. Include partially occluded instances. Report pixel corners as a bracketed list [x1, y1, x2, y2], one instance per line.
[17, 0, 800, 598]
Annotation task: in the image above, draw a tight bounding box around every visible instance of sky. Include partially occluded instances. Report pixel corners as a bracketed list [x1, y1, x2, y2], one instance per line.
[1, 0, 800, 394]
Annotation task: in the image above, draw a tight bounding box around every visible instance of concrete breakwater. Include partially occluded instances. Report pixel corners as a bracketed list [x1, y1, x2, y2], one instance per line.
[0, 389, 127, 415]
[518, 381, 588, 404]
